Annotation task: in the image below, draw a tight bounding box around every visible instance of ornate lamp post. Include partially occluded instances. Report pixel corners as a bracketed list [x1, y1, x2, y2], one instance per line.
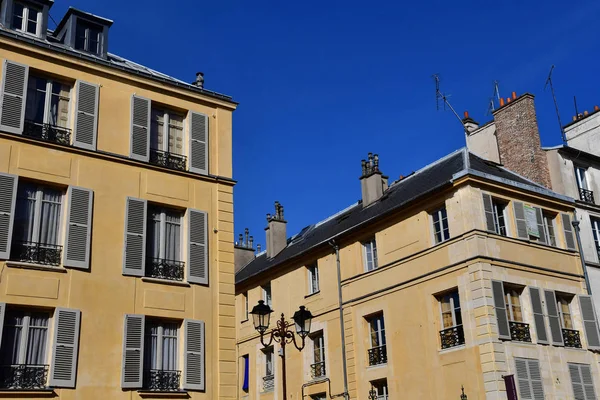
[460, 385, 468, 400]
[250, 300, 314, 400]
[368, 385, 378, 400]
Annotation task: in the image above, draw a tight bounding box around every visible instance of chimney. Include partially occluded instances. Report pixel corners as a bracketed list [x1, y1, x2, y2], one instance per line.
[360, 153, 388, 207]
[492, 93, 552, 188]
[265, 202, 287, 259]
[234, 228, 256, 273]
[193, 72, 204, 89]
[462, 111, 479, 133]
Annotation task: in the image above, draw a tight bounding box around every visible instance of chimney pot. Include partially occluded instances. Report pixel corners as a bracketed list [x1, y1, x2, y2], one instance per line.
[512, 91, 517, 100]
[194, 72, 204, 89]
[249, 236, 254, 248]
[257, 244, 261, 252]
[507, 97, 511, 103]
[573, 115, 577, 121]
[584, 110, 589, 116]
[265, 202, 287, 258]
[238, 233, 243, 244]
[464, 111, 469, 118]
[500, 98, 505, 107]
[595, 105, 599, 111]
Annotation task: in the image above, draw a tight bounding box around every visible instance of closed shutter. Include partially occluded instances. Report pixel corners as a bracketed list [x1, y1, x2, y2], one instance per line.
[0, 173, 18, 259]
[187, 209, 208, 285]
[121, 314, 145, 388]
[529, 287, 548, 344]
[63, 187, 93, 269]
[183, 319, 205, 391]
[130, 95, 150, 162]
[534, 208, 546, 244]
[569, 363, 597, 400]
[578, 295, 600, 350]
[515, 358, 532, 399]
[0, 60, 28, 134]
[513, 202, 528, 239]
[122, 197, 146, 276]
[527, 359, 544, 400]
[73, 81, 99, 150]
[570, 364, 586, 400]
[492, 280, 511, 340]
[188, 111, 208, 174]
[49, 308, 81, 388]
[515, 358, 545, 400]
[482, 193, 496, 232]
[0, 303, 6, 348]
[562, 213, 576, 250]
[543, 290, 564, 346]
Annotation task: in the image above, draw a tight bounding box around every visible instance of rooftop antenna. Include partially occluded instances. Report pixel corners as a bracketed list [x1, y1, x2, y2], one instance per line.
[432, 74, 469, 146]
[486, 80, 501, 115]
[544, 65, 566, 143]
[573, 95, 580, 117]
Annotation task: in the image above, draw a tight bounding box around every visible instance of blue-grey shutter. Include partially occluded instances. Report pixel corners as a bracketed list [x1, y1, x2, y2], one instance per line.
[0, 60, 28, 134]
[527, 359, 545, 400]
[188, 111, 208, 174]
[121, 314, 144, 389]
[63, 187, 93, 269]
[562, 213, 576, 250]
[183, 319, 205, 391]
[492, 280, 511, 340]
[0, 173, 18, 260]
[515, 358, 532, 399]
[578, 295, 600, 350]
[130, 95, 150, 162]
[580, 364, 597, 400]
[187, 209, 208, 285]
[543, 290, 564, 346]
[49, 308, 81, 388]
[534, 208, 546, 244]
[482, 193, 496, 232]
[513, 202, 528, 239]
[122, 197, 146, 276]
[569, 363, 586, 400]
[73, 81, 99, 150]
[529, 287, 548, 345]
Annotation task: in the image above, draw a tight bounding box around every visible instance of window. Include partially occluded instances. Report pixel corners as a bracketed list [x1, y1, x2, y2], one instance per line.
[310, 331, 325, 378]
[151, 108, 185, 155]
[568, 363, 597, 400]
[575, 166, 589, 191]
[11, 1, 41, 36]
[557, 295, 574, 329]
[146, 205, 184, 281]
[438, 289, 465, 349]
[262, 283, 272, 308]
[366, 313, 386, 366]
[492, 199, 509, 236]
[505, 286, 523, 322]
[242, 292, 249, 321]
[262, 347, 274, 392]
[241, 354, 249, 393]
[515, 358, 544, 400]
[543, 213, 557, 247]
[75, 20, 103, 55]
[432, 207, 450, 244]
[370, 379, 389, 400]
[24, 75, 71, 144]
[143, 320, 180, 391]
[311, 393, 327, 400]
[307, 262, 320, 294]
[363, 237, 378, 271]
[592, 217, 600, 260]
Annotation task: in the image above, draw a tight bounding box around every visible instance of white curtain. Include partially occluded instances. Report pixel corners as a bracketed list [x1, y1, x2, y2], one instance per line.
[165, 213, 180, 261]
[39, 189, 61, 246]
[25, 314, 48, 365]
[161, 324, 178, 370]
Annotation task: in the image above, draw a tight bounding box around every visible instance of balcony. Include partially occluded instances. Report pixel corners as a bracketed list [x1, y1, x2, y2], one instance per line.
[310, 361, 326, 379]
[146, 258, 185, 281]
[509, 321, 532, 342]
[367, 345, 387, 366]
[263, 375, 274, 392]
[23, 120, 71, 146]
[143, 369, 181, 392]
[562, 328, 582, 349]
[439, 325, 465, 350]
[579, 188, 595, 204]
[10, 241, 62, 266]
[0, 364, 48, 390]
[149, 148, 187, 171]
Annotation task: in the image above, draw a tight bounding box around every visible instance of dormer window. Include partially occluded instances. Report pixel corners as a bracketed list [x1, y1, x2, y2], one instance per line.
[75, 20, 102, 55]
[11, 1, 41, 36]
[52, 7, 113, 58]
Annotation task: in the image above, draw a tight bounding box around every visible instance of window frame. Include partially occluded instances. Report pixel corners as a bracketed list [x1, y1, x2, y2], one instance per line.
[147, 205, 183, 262]
[262, 283, 272, 308]
[371, 379, 389, 400]
[431, 206, 450, 244]
[150, 107, 186, 156]
[575, 165, 589, 191]
[556, 294, 574, 330]
[144, 320, 179, 373]
[438, 289, 462, 329]
[504, 285, 524, 322]
[75, 19, 103, 55]
[542, 213, 558, 247]
[492, 199, 509, 236]
[591, 217, 600, 259]
[263, 347, 274, 377]
[242, 292, 249, 321]
[15, 182, 65, 247]
[307, 262, 320, 294]
[362, 237, 378, 272]
[311, 330, 325, 365]
[1, 309, 50, 366]
[25, 74, 72, 129]
[11, 1, 42, 37]
[368, 313, 386, 348]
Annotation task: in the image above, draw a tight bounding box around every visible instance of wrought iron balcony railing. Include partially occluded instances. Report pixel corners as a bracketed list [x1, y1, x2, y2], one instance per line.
[149, 148, 187, 171]
[263, 375, 274, 392]
[562, 328, 582, 349]
[0, 364, 48, 390]
[367, 345, 387, 366]
[146, 258, 185, 281]
[23, 120, 71, 146]
[440, 324, 465, 349]
[143, 369, 181, 392]
[509, 321, 532, 342]
[579, 188, 595, 204]
[10, 241, 62, 266]
[310, 361, 326, 379]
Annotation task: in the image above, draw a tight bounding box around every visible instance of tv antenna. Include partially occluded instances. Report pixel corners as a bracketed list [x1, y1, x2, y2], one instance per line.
[544, 65, 566, 143]
[432, 74, 469, 145]
[486, 80, 501, 115]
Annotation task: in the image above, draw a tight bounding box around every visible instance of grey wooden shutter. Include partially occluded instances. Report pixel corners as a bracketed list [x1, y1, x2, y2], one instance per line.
[580, 364, 598, 400]
[491, 280, 511, 340]
[513, 202, 528, 239]
[534, 208, 546, 244]
[529, 287, 548, 345]
[482, 193, 496, 232]
[0, 60, 28, 134]
[578, 295, 600, 350]
[515, 358, 532, 399]
[183, 319, 205, 391]
[527, 359, 545, 400]
[63, 187, 93, 269]
[73, 81, 99, 150]
[122, 197, 146, 276]
[130, 95, 150, 162]
[570, 364, 586, 400]
[122, 314, 145, 388]
[562, 213, 576, 250]
[189, 111, 208, 174]
[188, 209, 208, 285]
[0, 173, 18, 260]
[543, 290, 564, 346]
[49, 308, 81, 388]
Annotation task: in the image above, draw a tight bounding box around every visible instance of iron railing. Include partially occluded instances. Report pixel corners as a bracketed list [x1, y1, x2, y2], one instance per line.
[310, 361, 326, 379]
[143, 369, 181, 392]
[146, 258, 185, 281]
[562, 328, 582, 349]
[367, 345, 387, 366]
[0, 364, 48, 390]
[150, 149, 187, 171]
[440, 325, 465, 349]
[263, 375, 274, 392]
[509, 321, 532, 342]
[10, 241, 62, 266]
[23, 120, 71, 146]
[579, 188, 595, 204]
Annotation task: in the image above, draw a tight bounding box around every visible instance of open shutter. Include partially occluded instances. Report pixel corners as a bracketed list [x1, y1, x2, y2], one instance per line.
[63, 187, 93, 269]
[0, 60, 28, 134]
[578, 295, 600, 351]
[580, 364, 597, 400]
[534, 208, 546, 244]
[527, 359, 545, 400]
[183, 319, 205, 391]
[0, 173, 18, 259]
[513, 202, 528, 239]
[492, 280, 511, 340]
[189, 111, 208, 174]
[130, 95, 150, 162]
[122, 314, 144, 388]
[49, 308, 81, 388]
[122, 198, 146, 276]
[73, 81, 99, 150]
[187, 209, 208, 285]
[482, 193, 496, 232]
[562, 213, 576, 250]
[529, 287, 548, 344]
[543, 290, 564, 346]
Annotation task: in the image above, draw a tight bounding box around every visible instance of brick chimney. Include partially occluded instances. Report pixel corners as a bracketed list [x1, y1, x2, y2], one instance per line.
[265, 202, 287, 259]
[234, 228, 255, 273]
[360, 153, 388, 207]
[492, 92, 552, 188]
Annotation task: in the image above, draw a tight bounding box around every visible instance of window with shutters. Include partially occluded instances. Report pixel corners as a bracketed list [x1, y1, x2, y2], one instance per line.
[74, 20, 103, 55]
[591, 217, 600, 261]
[262, 347, 274, 392]
[310, 331, 326, 379]
[515, 358, 545, 400]
[431, 206, 450, 244]
[149, 107, 187, 171]
[262, 283, 272, 308]
[437, 289, 465, 349]
[307, 262, 320, 295]
[557, 293, 582, 348]
[143, 320, 181, 392]
[370, 379, 389, 400]
[568, 363, 598, 400]
[362, 237, 378, 272]
[491, 198, 509, 236]
[11, 1, 41, 36]
[146, 205, 184, 282]
[366, 313, 387, 366]
[542, 213, 557, 247]
[504, 284, 532, 342]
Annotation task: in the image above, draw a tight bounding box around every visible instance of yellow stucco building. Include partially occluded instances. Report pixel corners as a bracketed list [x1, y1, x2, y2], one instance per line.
[0, 1, 237, 399]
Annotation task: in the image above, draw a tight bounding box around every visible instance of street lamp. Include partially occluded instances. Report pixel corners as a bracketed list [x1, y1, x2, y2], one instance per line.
[250, 301, 314, 400]
[460, 385, 468, 400]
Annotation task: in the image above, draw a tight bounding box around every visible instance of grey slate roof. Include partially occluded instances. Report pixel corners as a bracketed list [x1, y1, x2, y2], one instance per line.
[236, 148, 574, 285]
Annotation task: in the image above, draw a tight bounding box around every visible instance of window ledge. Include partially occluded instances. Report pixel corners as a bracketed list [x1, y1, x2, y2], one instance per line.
[141, 277, 191, 287]
[439, 344, 466, 354]
[367, 363, 387, 369]
[138, 390, 190, 398]
[0, 389, 56, 396]
[305, 291, 321, 299]
[5, 261, 67, 273]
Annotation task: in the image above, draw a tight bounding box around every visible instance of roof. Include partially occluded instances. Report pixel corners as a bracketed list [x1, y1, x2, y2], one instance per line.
[236, 148, 574, 285]
[54, 7, 114, 34]
[543, 145, 600, 165]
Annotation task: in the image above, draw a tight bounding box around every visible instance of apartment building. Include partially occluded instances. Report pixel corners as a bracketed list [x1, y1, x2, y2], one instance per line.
[0, 1, 237, 398]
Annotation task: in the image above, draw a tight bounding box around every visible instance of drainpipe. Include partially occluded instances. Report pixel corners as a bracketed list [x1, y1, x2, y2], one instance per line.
[572, 211, 592, 294]
[329, 240, 349, 400]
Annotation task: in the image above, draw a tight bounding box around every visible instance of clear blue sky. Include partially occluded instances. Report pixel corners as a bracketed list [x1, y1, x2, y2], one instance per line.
[57, 0, 600, 248]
